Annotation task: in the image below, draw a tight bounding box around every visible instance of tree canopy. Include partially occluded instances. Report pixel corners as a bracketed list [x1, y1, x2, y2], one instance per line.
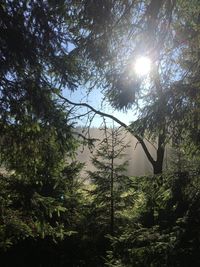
[59, 0, 200, 173]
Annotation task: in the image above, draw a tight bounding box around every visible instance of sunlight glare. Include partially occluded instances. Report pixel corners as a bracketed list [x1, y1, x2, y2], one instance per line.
[134, 56, 151, 76]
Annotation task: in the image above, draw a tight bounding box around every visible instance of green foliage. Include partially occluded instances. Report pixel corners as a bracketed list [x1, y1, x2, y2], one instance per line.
[88, 126, 131, 235]
[0, 0, 87, 251]
[106, 171, 200, 267]
[0, 160, 84, 249]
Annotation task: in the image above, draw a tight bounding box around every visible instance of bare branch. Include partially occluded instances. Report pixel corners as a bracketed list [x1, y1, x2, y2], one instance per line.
[58, 93, 128, 128]
[57, 93, 156, 166]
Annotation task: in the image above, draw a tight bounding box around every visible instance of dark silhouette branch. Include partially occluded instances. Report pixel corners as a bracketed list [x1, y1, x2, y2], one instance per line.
[57, 93, 156, 167]
[58, 94, 128, 128]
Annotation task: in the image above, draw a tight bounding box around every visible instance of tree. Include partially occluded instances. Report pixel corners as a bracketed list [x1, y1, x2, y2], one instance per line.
[88, 125, 130, 235]
[0, 0, 87, 251]
[0, 122, 84, 249]
[0, 0, 88, 166]
[58, 0, 200, 174]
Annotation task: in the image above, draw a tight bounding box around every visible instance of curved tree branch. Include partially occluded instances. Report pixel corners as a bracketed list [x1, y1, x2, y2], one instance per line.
[57, 93, 156, 167]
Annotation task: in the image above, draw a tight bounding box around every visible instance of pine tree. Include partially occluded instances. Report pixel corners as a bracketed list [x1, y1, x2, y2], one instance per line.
[88, 125, 130, 235]
[0, 1, 86, 249]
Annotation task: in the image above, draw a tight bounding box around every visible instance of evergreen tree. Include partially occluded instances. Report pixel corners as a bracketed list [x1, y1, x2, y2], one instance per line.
[0, 0, 86, 250]
[88, 126, 130, 235]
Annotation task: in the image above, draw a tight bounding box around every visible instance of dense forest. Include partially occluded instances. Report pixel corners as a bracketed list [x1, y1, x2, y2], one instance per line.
[0, 0, 200, 266]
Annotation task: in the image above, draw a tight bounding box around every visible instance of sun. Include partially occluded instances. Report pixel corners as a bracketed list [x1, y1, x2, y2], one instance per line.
[134, 56, 151, 76]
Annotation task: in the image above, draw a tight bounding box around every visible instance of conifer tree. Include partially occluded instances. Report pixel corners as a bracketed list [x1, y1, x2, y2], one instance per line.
[88, 125, 130, 235]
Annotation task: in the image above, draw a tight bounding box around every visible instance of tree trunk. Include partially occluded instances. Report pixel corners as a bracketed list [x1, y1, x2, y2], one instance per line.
[153, 161, 163, 174]
[153, 134, 165, 174]
[110, 168, 114, 236]
[110, 144, 114, 236]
